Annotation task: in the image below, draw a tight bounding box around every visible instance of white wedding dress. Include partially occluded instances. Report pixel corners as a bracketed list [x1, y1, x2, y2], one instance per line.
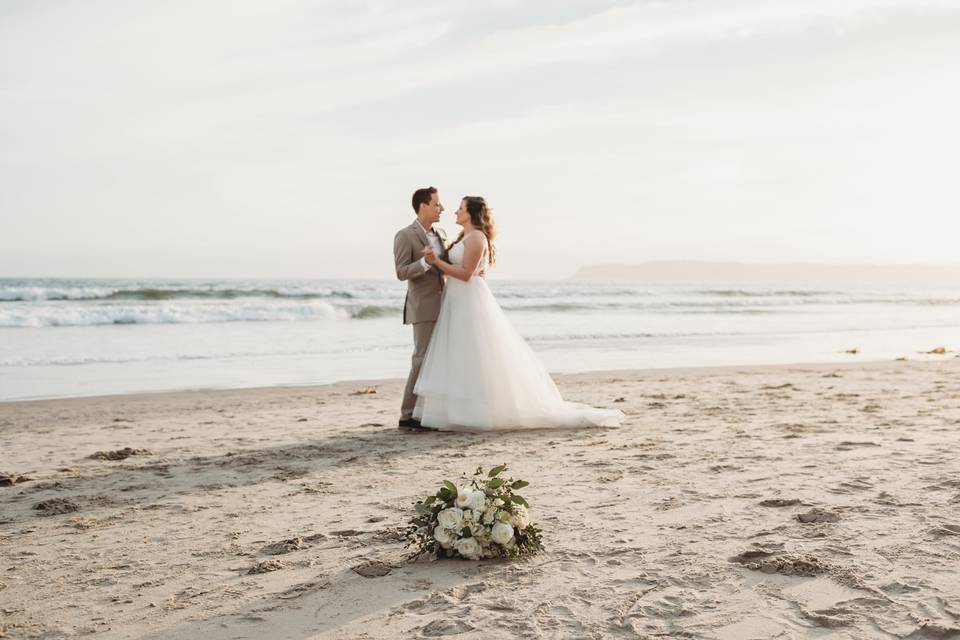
[413, 241, 624, 431]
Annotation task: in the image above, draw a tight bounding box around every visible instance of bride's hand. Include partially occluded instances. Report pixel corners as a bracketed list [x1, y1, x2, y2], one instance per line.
[422, 246, 438, 265]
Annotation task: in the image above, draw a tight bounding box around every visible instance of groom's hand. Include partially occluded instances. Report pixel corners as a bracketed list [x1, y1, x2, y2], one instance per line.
[422, 246, 438, 265]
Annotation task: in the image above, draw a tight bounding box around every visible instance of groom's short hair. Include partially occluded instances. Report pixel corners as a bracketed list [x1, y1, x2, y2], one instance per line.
[412, 187, 437, 214]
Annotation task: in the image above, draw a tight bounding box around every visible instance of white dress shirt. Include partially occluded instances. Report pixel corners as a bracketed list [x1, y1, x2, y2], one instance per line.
[418, 222, 443, 271]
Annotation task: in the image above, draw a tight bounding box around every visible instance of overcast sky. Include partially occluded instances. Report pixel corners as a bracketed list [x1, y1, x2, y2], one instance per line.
[2, 0, 959, 279]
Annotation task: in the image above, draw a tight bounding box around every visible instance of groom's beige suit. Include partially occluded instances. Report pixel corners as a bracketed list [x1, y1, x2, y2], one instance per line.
[394, 220, 448, 420]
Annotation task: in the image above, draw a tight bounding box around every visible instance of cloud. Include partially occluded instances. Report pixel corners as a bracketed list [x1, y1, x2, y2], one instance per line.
[1, 0, 959, 277]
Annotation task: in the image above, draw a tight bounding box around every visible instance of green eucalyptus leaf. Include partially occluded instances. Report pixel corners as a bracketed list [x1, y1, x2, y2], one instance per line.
[512, 494, 529, 507]
[488, 464, 507, 478]
[511, 480, 529, 490]
[443, 480, 458, 494]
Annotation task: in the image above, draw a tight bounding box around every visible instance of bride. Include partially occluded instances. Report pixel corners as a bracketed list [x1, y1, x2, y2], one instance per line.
[414, 196, 623, 431]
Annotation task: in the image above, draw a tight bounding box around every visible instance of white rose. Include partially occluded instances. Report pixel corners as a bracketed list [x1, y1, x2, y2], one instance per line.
[455, 536, 482, 560]
[482, 507, 497, 525]
[513, 506, 530, 530]
[455, 487, 472, 509]
[466, 491, 486, 512]
[433, 526, 457, 549]
[437, 507, 464, 531]
[491, 521, 514, 545]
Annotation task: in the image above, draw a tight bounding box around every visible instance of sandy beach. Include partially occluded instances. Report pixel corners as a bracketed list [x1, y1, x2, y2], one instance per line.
[2, 359, 959, 639]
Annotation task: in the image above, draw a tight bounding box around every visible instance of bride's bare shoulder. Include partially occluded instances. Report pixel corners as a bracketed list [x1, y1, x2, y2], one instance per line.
[463, 230, 486, 245]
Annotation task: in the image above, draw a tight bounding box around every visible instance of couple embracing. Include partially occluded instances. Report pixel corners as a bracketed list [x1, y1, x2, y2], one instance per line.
[393, 187, 623, 433]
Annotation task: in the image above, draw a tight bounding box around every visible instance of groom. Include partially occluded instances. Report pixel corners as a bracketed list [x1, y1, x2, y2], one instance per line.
[394, 186, 447, 432]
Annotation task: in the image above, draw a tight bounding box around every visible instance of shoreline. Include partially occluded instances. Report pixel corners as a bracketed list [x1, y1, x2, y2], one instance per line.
[2, 358, 959, 638]
[3, 354, 957, 405]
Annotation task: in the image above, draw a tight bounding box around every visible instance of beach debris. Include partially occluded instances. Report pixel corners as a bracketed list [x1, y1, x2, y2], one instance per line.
[0, 472, 32, 487]
[895, 357, 907, 361]
[33, 498, 80, 516]
[845, 347, 859, 354]
[248, 559, 286, 574]
[924, 346, 947, 354]
[730, 549, 830, 577]
[350, 386, 377, 395]
[758, 498, 801, 507]
[352, 560, 392, 578]
[261, 537, 308, 555]
[295, 417, 308, 422]
[797, 508, 840, 524]
[89, 447, 151, 461]
[613, 397, 626, 403]
[260, 532, 326, 555]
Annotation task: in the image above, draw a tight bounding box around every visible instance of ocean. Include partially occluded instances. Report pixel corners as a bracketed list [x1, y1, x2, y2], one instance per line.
[1, 277, 958, 401]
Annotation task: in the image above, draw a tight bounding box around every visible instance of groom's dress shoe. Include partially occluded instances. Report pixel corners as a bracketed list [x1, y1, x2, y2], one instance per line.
[398, 418, 437, 432]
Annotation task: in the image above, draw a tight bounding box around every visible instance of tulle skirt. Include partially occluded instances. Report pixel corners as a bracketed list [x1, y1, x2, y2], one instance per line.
[413, 276, 623, 431]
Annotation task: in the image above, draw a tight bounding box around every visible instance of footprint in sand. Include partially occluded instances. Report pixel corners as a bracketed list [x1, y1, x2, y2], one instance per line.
[759, 498, 802, 507]
[420, 619, 475, 636]
[352, 561, 393, 578]
[33, 498, 80, 516]
[835, 441, 880, 451]
[797, 508, 840, 523]
[88, 447, 151, 461]
[931, 524, 960, 537]
[0, 472, 31, 486]
[247, 559, 285, 574]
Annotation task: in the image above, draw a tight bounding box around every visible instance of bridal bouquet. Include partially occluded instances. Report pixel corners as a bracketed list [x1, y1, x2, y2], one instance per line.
[407, 464, 543, 560]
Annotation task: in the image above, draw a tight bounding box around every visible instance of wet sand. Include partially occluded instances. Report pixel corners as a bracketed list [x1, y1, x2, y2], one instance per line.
[1, 359, 959, 639]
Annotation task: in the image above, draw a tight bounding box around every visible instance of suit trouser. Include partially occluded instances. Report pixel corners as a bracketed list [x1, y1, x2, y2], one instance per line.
[400, 321, 436, 419]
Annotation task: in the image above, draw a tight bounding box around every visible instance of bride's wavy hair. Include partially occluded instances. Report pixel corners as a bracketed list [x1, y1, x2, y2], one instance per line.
[449, 196, 497, 266]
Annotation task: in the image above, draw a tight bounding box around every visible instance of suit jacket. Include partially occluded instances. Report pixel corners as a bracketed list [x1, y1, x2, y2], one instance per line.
[393, 220, 448, 324]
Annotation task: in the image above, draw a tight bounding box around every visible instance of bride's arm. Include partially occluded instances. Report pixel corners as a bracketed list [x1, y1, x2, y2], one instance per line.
[429, 233, 485, 282]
